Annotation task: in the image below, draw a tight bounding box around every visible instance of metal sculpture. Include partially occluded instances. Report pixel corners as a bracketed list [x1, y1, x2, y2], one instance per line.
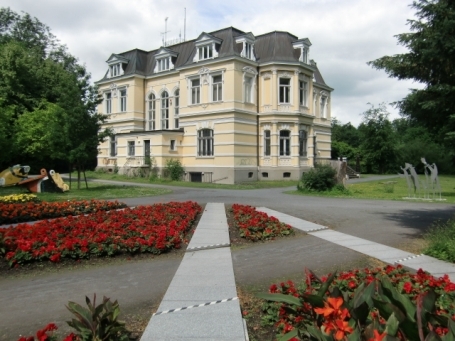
[421, 158, 442, 200]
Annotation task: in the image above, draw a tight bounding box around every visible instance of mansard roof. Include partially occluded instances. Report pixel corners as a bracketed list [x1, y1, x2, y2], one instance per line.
[97, 26, 330, 88]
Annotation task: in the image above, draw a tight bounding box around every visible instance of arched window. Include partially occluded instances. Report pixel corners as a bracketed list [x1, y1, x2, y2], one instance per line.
[161, 91, 169, 129]
[198, 129, 214, 156]
[147, 94, 156, 130]
[174, 89, 179, 129]
[279, 130, 291, 156]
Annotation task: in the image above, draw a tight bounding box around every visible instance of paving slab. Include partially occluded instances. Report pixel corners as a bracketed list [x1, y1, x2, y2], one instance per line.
[257, 207, 328, 232]
[142, 300, 246, 341]
[187, 203, 230, 248]
[140, 203, 246, 341]
[396, 255, 455, 282]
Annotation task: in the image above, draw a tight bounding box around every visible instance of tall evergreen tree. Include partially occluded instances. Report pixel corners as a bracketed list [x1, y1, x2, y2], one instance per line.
[368, 0, 455, 156]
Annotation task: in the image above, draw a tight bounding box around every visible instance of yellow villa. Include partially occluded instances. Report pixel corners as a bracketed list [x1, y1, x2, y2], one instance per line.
[96, 27, 333, 184]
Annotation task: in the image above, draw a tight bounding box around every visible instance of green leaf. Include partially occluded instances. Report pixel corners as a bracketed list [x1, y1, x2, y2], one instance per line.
[379, 276, 416, 321]
[385, 312, 400, 336]
[372, 298, 406, 323]
[256, 293, 302, 306]
[317, 271, 337, 298]
[353, 280, 375, 309]
[301, 293, 325, 308]
[66, 301, 95, 329]
[422, 290, 437, 314]
[347, 327, 361, 341]
[277, 329, 299, 341]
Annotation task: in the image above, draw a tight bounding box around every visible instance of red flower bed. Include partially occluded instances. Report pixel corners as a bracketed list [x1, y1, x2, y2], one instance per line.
[1, 201, 201, 266]
[231, 204, 293, 241]
[0, 200, 127, 225]
[263, 265, 455, 340]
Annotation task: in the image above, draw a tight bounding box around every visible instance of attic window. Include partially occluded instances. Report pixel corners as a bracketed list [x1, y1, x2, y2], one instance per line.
[110, 64, 122, 77]
[293, 39, 311, 64]
[193, 33, 221, 63]
[157, 57, 170, 72]
[198, 44, 213, 60]
[235, 33, 256, 61]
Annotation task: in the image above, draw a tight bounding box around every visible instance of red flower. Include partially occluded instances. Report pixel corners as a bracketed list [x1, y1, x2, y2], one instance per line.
[403, 282, 412, 294]
[369, 329, 387, 341]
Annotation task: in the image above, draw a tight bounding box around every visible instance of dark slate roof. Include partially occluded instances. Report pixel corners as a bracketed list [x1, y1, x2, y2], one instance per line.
[98, 26, 330, 88]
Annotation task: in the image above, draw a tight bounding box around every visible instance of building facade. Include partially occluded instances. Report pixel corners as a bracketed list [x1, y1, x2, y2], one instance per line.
[96, 27, 333, 184]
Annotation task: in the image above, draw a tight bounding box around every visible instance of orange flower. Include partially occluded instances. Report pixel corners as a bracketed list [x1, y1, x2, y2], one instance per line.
[314, 297, 345, 317]
[369, 330, 387, 341]
[334, 320, 354, 340]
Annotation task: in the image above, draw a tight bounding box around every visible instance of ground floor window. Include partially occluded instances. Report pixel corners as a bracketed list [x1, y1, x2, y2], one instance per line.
[299, 130, 307, 157]
[127, 141, 135, 156]
[198, 129, 213, 156]
[279, 130, 291, 156]
[109, 135, 116, 157]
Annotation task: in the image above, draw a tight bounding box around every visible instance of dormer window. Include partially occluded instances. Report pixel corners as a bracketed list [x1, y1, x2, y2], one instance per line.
[153, 47, 178, 73]
[293, 38, 312, 64]
[193, 32, 222, 63]
[110, 64, 122, 77]
[157, 57, 170, 72]
[106, 54, 129, 79]
[236, 33, 256, 61]
[198, 45, 213, 60]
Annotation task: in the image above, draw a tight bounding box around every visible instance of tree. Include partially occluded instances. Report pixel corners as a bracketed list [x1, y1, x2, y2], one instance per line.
[359, 104, 398, 174]
[368, 0, 455, 155]
[0, 7, 108, 188]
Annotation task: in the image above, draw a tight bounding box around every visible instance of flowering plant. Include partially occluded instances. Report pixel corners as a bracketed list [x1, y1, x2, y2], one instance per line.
[0, 200, 127, 225]
[2, 201, 201, 266]
[0, 193, 41, 204]
[259, 265, 455, 340]
[231, 204, 293, 241]
[17, 323, 77, 341]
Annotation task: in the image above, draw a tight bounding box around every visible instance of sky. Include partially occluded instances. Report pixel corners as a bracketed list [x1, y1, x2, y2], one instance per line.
[3, 0, 423, 126]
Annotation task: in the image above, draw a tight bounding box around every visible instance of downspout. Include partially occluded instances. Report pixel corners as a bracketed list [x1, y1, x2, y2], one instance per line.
[256, 66, 260, 180]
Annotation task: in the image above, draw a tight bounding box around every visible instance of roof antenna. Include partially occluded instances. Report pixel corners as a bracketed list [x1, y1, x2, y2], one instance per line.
[161, 17, 169, 46]
[184, 8, 186, 42]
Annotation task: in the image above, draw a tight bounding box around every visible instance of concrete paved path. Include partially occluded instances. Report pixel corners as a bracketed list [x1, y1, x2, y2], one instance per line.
[140, 203, 247, 341]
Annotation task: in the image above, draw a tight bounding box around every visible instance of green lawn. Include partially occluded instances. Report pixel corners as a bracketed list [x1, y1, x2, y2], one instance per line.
[69, 171, 299, 190]
[0, 180, 172, 202]
[288, 175, 455, 203]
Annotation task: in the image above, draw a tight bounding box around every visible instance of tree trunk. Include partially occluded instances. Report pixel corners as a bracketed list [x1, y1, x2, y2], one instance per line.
[83, 168, 88, 189]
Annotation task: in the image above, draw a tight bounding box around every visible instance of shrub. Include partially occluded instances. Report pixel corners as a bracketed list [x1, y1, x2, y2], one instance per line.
[297, 164, 336, 192]
[165, 158, 185, 181]
[424, 218, 455, 262]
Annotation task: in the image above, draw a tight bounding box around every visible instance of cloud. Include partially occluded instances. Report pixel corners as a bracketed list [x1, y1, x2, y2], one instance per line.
[1, 0, 420, 126]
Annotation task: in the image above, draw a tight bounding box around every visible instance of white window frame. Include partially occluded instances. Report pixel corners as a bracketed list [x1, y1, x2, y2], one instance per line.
[279, 78, 291, 104]
[198, 129, 214, 157]
[242, 67, 257, 104]
[320, 95, 328, 119]
[110, 63, 122, 77]
[191, 78, 201, 105]
[299, 80, 308, 106]
[211, 74, 223, 102]
[279, 130, 291, 156]
[161, 91, 169, 129]
[105, 92, 112, 114]
[127, 141, 135, 156]
[119, 89, 127, 112]
[147, 93, 156, 131]
[157, 57, 170, 72]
